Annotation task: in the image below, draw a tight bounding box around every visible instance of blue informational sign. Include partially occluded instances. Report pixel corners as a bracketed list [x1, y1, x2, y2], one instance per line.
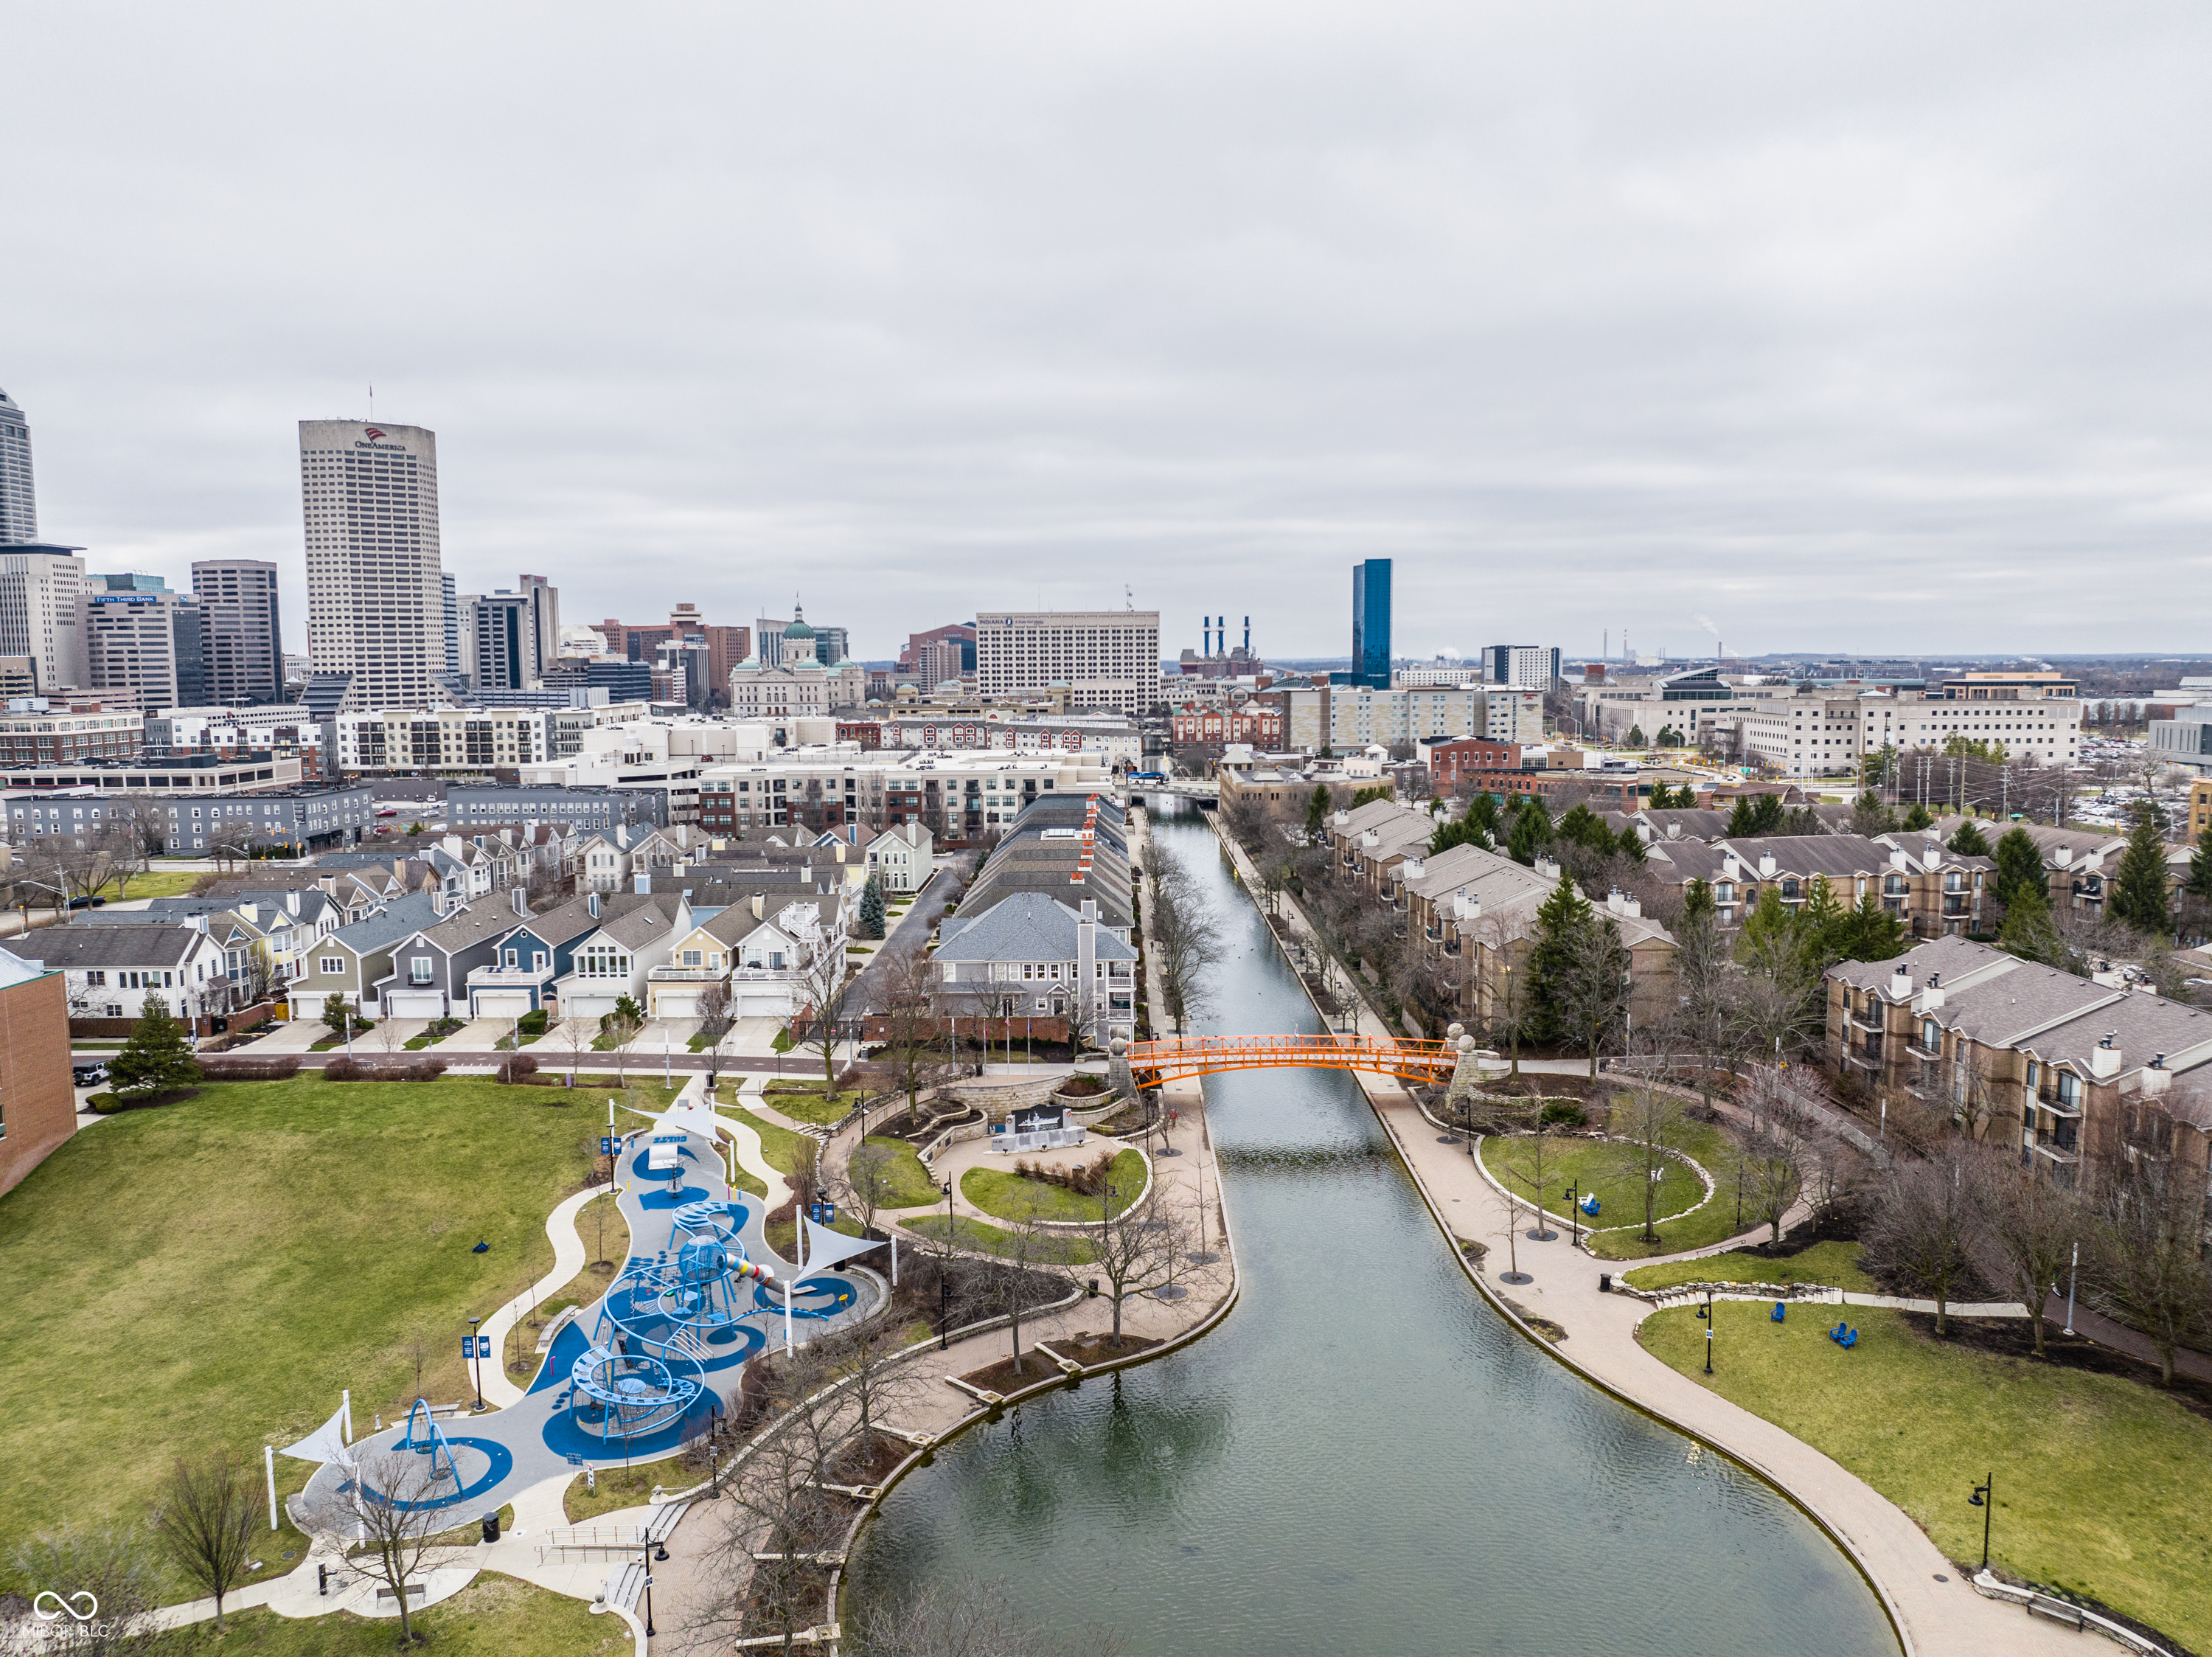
[600, 1136, 614, 1156]
[463, 1335, 490, 1359]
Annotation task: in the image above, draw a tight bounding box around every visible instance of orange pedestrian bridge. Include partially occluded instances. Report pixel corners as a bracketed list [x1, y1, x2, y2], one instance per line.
[1123, 1032, 1469, 1088]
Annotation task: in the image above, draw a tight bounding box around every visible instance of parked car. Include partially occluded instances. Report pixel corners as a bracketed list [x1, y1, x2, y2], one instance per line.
[72, 1060, 109, 1087]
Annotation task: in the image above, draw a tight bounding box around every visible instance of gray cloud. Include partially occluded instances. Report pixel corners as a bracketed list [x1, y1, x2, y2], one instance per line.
[4, 1, 2208, 661]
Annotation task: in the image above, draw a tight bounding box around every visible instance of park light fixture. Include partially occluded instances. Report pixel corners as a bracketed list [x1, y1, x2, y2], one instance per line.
[939, 1177, 955, 1350]
[467, 1315, 484, 1411]
[1968, 1473, 1993, 1571]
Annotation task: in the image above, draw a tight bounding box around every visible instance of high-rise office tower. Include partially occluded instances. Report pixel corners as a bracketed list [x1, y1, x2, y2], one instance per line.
[1352, 559, 1392, 689]
[0, 386, 37, 543]
[299, 419, 445, 709]
[816, 625, 849, 667]
[85, 583, 206, 709]
[192, 559, 282, 705]
[1484, 645, 1562, 690]
[441, 572, 459, 683]
[973, 609, 1161, 715]
[470, 591, 535, 692]
[519, 574, 559, 680]
[0, 545, 87, 690]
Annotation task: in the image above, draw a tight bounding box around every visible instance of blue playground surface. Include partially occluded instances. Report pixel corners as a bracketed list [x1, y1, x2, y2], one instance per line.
[294, 1105, 882, 1524]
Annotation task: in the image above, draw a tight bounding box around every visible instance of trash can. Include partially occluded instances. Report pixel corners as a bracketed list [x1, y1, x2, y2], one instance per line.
[1087, 1277, 1099, 1299]
[481, 1512, 501, 1544]
[1598, 1273, 1612, 1294]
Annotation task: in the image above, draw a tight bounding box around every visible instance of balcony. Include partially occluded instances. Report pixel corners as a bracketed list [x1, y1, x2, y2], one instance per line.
[467, 963, 553, 987]
[1906, 1039, 1941, 1063]
[648, 965, 727, 982]
[1848, 1008, 1886, 1035]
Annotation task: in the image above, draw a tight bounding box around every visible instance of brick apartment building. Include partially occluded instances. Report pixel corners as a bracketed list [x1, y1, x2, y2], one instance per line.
[0, 945, 76, 1198]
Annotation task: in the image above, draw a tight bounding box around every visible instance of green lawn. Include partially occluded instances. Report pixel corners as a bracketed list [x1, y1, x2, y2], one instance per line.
[165, 1574, 625, 1656]
[1621, 1240, 1876, 1295]
[961, 1148, 1146, 1224]
[1481, 1115, 1780, 1260]
[1641, 1305, 2212, 1651]
[730, 1106, 810, 1175]
[903, 1213, 1093, 1265]
[104, 869, 205, 902]
[761, 1080, 858, 1126]
[860, 1135, 942, 1209]
[0, 1075, 616, 1585]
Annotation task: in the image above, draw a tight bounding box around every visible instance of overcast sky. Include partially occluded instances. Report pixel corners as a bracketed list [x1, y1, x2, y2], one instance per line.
[7, 3, 2210, 664]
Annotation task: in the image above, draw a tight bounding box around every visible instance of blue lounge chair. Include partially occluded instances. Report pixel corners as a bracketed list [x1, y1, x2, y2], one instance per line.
[1580, 1194, 1601, 1216]
[1828, 1322, 1857, 1349]
[1771, 1302, 1786, 1322]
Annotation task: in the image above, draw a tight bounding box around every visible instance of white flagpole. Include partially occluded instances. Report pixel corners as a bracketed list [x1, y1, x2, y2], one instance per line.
[265, 1444, 277, 1532]
[341, 1389, 352, 1444]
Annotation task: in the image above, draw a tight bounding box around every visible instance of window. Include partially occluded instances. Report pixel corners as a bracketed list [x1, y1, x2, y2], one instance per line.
[410, 956, 434, 985]
[682, 949, 702, 968]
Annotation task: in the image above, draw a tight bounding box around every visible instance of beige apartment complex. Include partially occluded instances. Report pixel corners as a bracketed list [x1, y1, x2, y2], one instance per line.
[975, 610, 1161, 717]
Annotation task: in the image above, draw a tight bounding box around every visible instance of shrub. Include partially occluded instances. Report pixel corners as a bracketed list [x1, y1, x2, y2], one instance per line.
[323, 1057, 445, 1082]
[1540, 1100, 1588, 1129]
[833, 1063, 864, 1093]
[197, 1056, 303, 1081]
[1056, 1074, 1108, 1098]
[517, 1008, 549, 1035]
[86, 1091, 122, 1114]
[1013, 1149, 1119, 1198]
[495, 1054, 540, 1084]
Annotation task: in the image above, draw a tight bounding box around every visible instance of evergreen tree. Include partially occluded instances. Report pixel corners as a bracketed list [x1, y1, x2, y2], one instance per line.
[2109, 805, 2172, 936]
[1736, 884, 1799, 962]
[1556, 803, 1613, 854]
[1997, 885, 2065, 965]
[108, 993, 201, 1101]
[1992, 827, 2046, 911]
[1526, 869, 1595, 1046]
[1304, 784, 1332, 839]
[1728, 793, 1785, 838]
[322, 992, 357, 1038]
[1464, 793, 1500, 840]
[1947, 819, 1992, 858]
[1800, 874, 1845, 958]
[2188, 825, 2212, 902]
[1683, 878, 1716, 923]
[1625, 724, 1646, 746]
[1901, 802, 1933, 832]
[1833, 892, 1908, 962]
[1349, 784, 1394, 809]
[858, 872, 887, 940]
[1506, 797, 1554, 866]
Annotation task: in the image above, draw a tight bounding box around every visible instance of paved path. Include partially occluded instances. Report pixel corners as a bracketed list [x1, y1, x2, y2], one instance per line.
[847, 855, 973, 1014]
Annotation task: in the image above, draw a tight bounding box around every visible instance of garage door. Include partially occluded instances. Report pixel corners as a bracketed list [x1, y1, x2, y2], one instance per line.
[473, 990, 534, 1018]
[385, 990, 446, 1018]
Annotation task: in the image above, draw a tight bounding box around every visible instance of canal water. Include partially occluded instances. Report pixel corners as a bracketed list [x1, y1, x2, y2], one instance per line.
[846, 806, 1897, 1656]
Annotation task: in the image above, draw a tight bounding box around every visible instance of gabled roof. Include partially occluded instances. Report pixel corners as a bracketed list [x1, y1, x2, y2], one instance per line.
[16, 923, 210, 970]
[327, 892, 443, 956]
[577, 893, 687, 951]
[936, 892, 1137, 965]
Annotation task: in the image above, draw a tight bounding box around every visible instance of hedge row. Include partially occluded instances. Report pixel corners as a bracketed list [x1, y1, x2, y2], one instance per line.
[196, 1056, 303, 1081]
[323, 1057, 448, 1081]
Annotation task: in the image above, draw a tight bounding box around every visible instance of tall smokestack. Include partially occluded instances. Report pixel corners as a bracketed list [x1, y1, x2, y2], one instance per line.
[1244, 615, 1251, 653]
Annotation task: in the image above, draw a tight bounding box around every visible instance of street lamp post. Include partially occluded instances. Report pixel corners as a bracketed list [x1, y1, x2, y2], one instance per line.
[641, 1536, 657, 1636]
[939, 1177, 954, 1349]
[2063, 1242, 2079, 1336]
[467, 1316, 484, 1411]
[1700, 1294, 1714, 1374]
[1563, 1181, 1579, 1249]
[1968, 1472, 1993, 1571]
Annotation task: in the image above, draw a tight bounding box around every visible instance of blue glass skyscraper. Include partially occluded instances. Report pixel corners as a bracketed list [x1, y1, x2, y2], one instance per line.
[1352, 558, 1391, 688]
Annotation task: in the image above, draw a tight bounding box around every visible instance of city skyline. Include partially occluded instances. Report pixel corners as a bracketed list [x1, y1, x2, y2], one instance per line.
[7, 6, 2212, 661]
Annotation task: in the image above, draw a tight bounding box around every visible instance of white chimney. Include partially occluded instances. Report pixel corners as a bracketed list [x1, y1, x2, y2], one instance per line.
[2054, 846, 2073, 868]
[1889, 847, 1908, 870]
[2088, 1033, 2121, 1081]
[1361, 829, 1381, 849]
[1534, 854, 1562, 880]
[587, 892, 601, 919]
[286, 891, 300, 917]
[1452, 890, 1481, 923]
[512, 887, 528, 916]
[1887, 969, 1910, 1001]
[1402, 856, 1425, 880]
[1332, 810, 1350, 829]
[1924, 837, 1942, 866]
[2140, 1054, 2171, 1096]
[1914, 971, 1946, 1012]
[1758, 853, 1777, 878]
[751, 893, 765, 920]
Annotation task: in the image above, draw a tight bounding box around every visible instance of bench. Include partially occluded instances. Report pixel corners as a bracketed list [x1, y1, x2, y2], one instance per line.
[375, 1583, 428, 1603]
[2026, 1597, 2086, 1629]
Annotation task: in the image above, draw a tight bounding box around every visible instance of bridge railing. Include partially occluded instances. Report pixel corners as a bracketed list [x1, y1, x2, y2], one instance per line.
[1125, 1032, 1458, 1081]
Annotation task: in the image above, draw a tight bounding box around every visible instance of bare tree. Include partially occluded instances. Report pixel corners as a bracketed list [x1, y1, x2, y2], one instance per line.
[1738, 1064, 1807, 1246]
[847, 1575, 1129, 1657]
[696, 978, 736, 1090]
[556, 1010, 593, 1088]
[1147, 841, 1223, 1035]
[604, 999, 644, 1085]
[345, 1447, 452, 1647]
[150, 1449, 259, 1633]
[1087, 1186, 1188, 1347]
[1970, 1143, 2084, 1358]
[693, 1344, 851, 1657]
[1610, 1077, 1684, 1244]
[2090, 1106, 2212, 1385]
[813, 1310, 925, 1455]
[1863, 1144, 1980, 1335]
[1495, 1101, 1565, 1238]
[4, 1525, 164, 1656]
[970, 1188, 1072, 1380]
[877, 946, 945, 1122]
[791, 908, 855, 1095]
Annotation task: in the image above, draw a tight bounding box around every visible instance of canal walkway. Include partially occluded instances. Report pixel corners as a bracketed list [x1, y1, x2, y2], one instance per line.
[1203, 811, 2086, 1657]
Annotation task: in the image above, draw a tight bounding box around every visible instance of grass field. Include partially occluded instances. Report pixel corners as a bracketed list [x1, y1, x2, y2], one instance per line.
[904, 1213, 1094, 1265]
[1481, 1115, 1778, 1260]
[961, 1148, 1146, 1223]
[166, 1575, 625, 1656]
[102, 869, 205, 902]
[0, 1075, 664, 1588]
[1621, 1240, 1875, 1295]
[1641, 1305, 2212, 1650]
[860, 1135, 942, 1209]
[761, 1080, 860, 1126]
[730, 1105, 809, 1175]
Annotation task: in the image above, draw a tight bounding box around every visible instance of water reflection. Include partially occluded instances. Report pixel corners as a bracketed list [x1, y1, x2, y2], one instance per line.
[849, 808, 1897, 1656]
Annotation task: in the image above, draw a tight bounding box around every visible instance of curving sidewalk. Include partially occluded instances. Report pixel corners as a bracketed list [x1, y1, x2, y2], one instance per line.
[476, 1184, 606, 1408]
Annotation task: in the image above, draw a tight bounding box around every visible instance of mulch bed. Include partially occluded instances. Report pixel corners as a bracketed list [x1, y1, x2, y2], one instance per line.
[1041, 1333, 1163, 1367]
[959, 1349, 1074, 1393]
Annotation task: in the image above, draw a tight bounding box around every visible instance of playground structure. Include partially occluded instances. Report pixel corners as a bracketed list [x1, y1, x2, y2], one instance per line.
[566, 1198, 775, 1446]
[396, 1397, 458, 1482]
[1125, 1032, 1465, 1088]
